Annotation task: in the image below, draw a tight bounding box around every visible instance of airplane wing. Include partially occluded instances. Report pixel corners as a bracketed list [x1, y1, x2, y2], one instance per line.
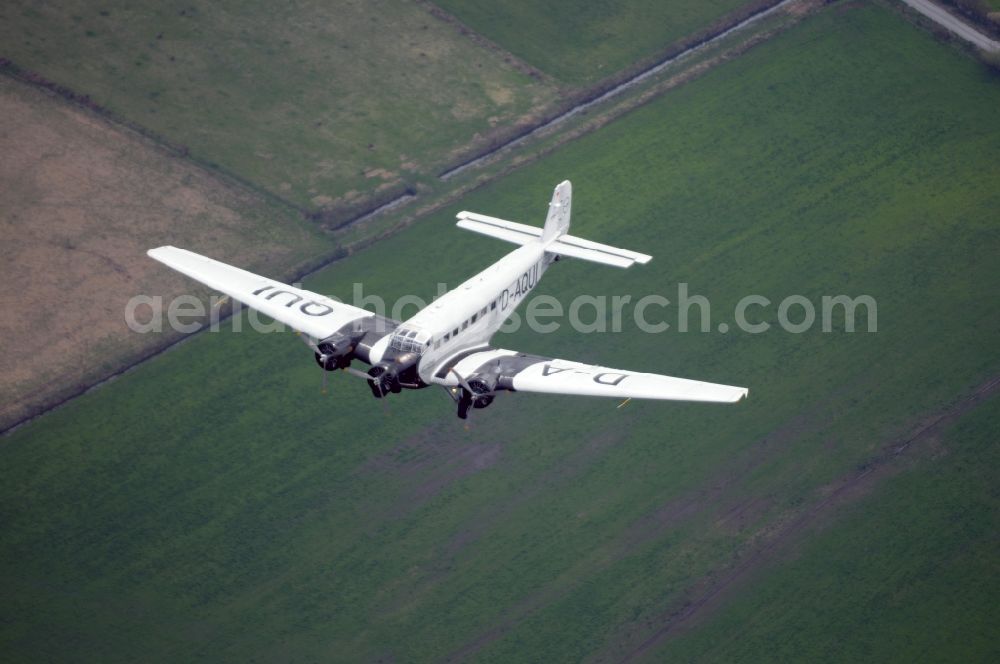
[147, 246, 383, 340]
[432, 348, 748, 403]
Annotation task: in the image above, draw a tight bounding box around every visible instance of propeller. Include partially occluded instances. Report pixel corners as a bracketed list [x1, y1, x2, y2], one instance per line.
[450, 368, 496, 420]
[451, 369, 475, 420]
[367, 365, 392, 398]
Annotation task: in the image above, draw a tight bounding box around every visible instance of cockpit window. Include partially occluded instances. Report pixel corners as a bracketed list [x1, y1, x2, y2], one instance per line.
[389, 326, 429, 355]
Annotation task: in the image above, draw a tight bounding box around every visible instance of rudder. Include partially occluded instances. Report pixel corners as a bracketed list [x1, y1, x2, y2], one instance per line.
[541, 180, 572, 243]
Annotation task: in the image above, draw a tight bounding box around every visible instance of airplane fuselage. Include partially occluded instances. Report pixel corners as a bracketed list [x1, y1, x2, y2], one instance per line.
[368, 242, 554, 384]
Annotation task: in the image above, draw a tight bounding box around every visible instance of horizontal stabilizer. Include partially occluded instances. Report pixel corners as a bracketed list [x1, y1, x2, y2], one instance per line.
[456, 211, 541, 246]
[554, 233, 652, 264]
[546, 241, 634, 268]
[456, 203, 653, 268]
[547, 234, 652, 269]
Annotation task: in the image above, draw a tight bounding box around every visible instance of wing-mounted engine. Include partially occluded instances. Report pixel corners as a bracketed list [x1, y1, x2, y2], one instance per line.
[313, 332, 356, 371]
[435, 350, 544, 419]
[313, 315, 398, 372]
[450, 373, 497, 419]
[299, 314, 416, 397]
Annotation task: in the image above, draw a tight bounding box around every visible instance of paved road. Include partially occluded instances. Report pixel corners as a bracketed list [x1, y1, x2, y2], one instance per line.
[901, 0, 1000, 52]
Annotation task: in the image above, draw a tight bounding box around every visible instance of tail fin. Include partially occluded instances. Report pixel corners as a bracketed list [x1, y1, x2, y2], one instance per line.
[541, 180, 572, 242]
[454, 179, 653, 268]
[454, 180, 571, 246]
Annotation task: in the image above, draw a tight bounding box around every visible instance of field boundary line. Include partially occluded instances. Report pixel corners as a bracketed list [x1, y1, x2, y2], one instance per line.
[413, 0, 558, 87]
[340, 1, 821, 246]
[437, 0, 797, 180]
[0, 59, 315, 219]
[0, 59, 426, 234]
[0, 238, 353, 438]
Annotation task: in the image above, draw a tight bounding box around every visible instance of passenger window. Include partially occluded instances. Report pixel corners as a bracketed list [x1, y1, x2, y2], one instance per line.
[462, 321, 468, 330]
[471, 313, 478, 323]
[453, 328, 459, 336]
[481, 307, 487, 316]
[444, 333, 450, 341]
[491, 301, 497, 311]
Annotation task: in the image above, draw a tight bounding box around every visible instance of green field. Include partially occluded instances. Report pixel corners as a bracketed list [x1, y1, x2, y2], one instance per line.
[659, 395, 1000, 662]
[2, 3, 999, 661]
[0, 0, 557, 209]
[433, 0, 762, 85]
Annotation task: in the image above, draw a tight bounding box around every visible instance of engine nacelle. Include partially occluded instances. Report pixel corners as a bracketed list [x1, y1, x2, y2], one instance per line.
[314, 333, 355, 371]
[367, 352, 420, 398]
[466, 377, 496, 409]
[455, 374, 497, 419]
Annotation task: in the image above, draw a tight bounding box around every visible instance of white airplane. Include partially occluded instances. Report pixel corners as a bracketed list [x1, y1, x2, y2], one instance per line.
[148, 181, 748, 419]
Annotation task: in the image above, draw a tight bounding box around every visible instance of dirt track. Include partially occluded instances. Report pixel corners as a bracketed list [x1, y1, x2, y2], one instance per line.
[901, 0, 1000, 51]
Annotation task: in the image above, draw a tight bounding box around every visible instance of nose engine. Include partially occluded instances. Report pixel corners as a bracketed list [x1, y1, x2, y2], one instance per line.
[368, 352, 420, 398]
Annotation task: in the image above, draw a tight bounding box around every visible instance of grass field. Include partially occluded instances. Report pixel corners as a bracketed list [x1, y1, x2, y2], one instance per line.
[0, 75, 333, 433]
[432, 0, 764, 85]
[0, 0, 557, 209]
[2, 2, 999, 661]
[658, 394, 1000, 661]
